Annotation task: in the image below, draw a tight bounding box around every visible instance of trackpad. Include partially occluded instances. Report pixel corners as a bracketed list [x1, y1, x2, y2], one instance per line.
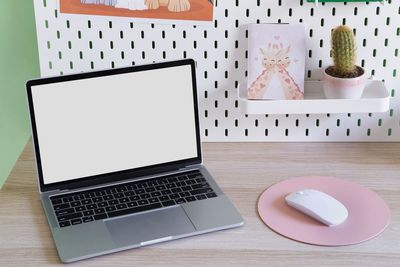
[105, 206, 195, 247]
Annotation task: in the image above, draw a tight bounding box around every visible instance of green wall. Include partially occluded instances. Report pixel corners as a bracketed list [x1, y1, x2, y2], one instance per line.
[0, 1, 40, 188]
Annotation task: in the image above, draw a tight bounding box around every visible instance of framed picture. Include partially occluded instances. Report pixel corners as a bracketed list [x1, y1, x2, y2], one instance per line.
[59, 0, 214, 24]
[247, 23, 306, 100]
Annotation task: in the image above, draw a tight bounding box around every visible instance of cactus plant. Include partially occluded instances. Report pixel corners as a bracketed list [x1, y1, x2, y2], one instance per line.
[323, 25, 366, 99]
[328, 25, 363, 78]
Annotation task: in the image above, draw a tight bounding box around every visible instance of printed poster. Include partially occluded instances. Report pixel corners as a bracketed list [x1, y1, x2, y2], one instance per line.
[247, 23, 306, 100]
[60, 0, 214, 23]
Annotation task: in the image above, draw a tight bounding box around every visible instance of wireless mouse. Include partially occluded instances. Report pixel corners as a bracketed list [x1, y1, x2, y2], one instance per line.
[285, 189, 348, 227]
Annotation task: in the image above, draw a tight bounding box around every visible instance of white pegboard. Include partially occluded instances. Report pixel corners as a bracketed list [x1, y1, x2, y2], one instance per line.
[33, 0, 400, 142]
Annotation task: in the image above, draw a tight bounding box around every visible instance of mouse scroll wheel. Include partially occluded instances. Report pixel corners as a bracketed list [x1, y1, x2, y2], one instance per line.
[297, 191, 304, 195]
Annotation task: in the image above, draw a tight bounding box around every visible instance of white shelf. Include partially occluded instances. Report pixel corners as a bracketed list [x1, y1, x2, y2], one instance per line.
[238, 80, 390, 114]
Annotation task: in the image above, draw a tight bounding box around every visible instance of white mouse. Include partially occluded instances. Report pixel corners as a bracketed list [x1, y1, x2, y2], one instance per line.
[285, 189, 348, 227]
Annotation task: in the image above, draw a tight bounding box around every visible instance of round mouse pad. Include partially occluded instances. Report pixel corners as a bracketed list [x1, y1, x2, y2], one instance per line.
[257, 176, 390, 246]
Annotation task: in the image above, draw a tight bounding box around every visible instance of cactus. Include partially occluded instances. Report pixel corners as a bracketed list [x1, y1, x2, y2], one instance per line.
[331, 25, 358, 77]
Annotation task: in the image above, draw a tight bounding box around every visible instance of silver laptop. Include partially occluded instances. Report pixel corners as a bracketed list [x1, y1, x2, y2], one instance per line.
[26, 59, 243, 263]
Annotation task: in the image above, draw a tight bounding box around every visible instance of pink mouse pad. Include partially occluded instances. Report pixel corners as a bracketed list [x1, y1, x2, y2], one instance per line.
[257, 176, 390, 246]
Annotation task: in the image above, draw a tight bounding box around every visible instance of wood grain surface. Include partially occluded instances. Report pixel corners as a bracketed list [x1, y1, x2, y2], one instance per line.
[1, 140, 399, 266]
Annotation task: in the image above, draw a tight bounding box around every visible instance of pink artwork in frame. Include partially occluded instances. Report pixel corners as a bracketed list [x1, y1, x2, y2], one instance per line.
[247, 23, 306, 100]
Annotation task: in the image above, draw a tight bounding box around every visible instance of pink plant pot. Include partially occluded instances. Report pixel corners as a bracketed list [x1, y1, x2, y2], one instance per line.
[323, 68, 366, 99]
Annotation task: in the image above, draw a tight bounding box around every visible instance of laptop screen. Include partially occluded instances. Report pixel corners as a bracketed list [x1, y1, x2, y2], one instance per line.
[28, 62, 199, 186]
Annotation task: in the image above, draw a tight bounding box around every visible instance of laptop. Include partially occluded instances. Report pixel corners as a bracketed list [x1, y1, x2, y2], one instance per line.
[26, 59, 244, 263]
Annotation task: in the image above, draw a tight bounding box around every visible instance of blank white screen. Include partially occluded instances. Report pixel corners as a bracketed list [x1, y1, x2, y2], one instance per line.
[31, 65, 198, 185]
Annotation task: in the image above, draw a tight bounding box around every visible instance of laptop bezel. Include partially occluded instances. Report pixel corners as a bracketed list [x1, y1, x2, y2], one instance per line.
[26, 59, 202, 193]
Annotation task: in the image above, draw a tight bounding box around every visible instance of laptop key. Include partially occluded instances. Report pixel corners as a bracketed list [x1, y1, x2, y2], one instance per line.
[196, 194, 207, 200]
[70, 201, 81, 207]
[71, 218, 82, 225]
[54, 203, 70, 211]
[103, 195, 114, 201]
[176, 181, 186, 187]
[138, 199, 149, 206]
[113, 193, 124, 199]
[140, 193, 151, 199]
[155, 180, 165, 186]
[129, 196, 140, 201]
[83, 210, 94, 216]
[151, 191, 161, 197]
[137, 183, 147, 189]
[169, 193, 180, 199]
[57, 212, 82, 222]
[95, 191, 105, 197]
[161, 190, 172, 195]
[145, 187, 156, 193]
[116, 187, 127, 193]
[86, 204, 97, 210]
[182, 186, 191, 191]
[159, 196, 169, 201]
[171, 188, 182, 193]
[186, 180, 196, 185]
[196, 178, 206, 183]
[192, 183, 210, 190]
[59, 221, 71, 227]
[82, 216, 94, 223]
[75, 206, 86, 212]
[147, 181, 158, 186]
[116, 204, 127, 210]
[81, 199, 92, 205]
[92, 197, 103, 202]
[119, 198, 129, 203]
[161, 200, 175, 207]
[62, 196, 74, 203]
[166, 183, 175, 189]
[124, 191, 134, 197]
[167, 177, 178, 183]
[51, 198, 62, 205]
[185, 196, 196, 202]
[105, 189, 114, 195]
[74, 195, 85, 201]
[148, 198, 158, 204]
[190, 188, 214, 196]
[176, 198, 186, 204]
[178, 180, 187, 185]
[83, 193, 92, 199]
[127, 202, 138, 208]
[105, 206, 116, 212]
[107, 203, 162, 218]
[97, 202, 108, 207]
[134, 189, 145, 195]
[94, 208, 105, 214]
[127, 184, 137, 191]
[156, 185, 166, 190]
[93, 213, 108, 220]
[206, 193, 217, 198]
[108, 200, 118, 205]
[179, 192, 190, 198]
[56, 208, 75, 216]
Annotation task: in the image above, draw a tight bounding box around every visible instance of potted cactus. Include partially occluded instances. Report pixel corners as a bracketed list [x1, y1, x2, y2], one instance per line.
[323, 25, 366, 99]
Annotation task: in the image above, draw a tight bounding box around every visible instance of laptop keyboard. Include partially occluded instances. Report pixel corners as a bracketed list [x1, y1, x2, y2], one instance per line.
[50, 170, 218, 228]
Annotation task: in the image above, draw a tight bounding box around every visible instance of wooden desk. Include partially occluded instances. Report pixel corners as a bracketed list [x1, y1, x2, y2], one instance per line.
[1, 141, 400, 266]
